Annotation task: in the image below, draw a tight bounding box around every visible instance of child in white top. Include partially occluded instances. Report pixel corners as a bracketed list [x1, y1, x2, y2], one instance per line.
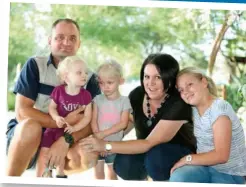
[91, 60, 132, 180]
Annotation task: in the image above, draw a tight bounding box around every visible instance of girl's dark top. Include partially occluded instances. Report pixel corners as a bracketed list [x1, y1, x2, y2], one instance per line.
[129, 86, 196, 153]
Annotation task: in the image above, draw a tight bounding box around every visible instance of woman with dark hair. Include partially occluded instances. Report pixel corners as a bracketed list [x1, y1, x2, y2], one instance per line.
[80, 53, 197, 181]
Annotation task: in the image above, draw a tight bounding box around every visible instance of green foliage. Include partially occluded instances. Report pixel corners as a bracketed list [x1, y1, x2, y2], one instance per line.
[7, 91, 15, 111]
[238, 84, 246, 101]
[226, 85, 240, 111]
[226, 77, 246, 112]
[7, 3, 246, 110]
[8, 3, 37, 80]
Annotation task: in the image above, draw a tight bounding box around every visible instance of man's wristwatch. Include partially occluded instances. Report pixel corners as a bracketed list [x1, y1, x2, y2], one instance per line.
[64, 132, 74, 148]
[185, 154, 192, 164]
[105, 142, 112, 152]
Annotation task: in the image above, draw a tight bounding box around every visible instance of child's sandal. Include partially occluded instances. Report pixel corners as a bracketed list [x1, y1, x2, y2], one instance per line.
[42, 168, 53, 178]
[56, 175, 68, 178]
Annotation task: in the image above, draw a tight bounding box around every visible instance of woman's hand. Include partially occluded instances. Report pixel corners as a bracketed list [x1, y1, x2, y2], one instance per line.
[170, 156, 187, 174]
[79, 135, 105, 153]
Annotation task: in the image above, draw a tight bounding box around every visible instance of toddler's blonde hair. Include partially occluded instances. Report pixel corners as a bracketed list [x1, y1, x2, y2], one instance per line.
[97, 60, 123, 79]
[177, 67, 218, 97]
[57, 55, 87, 83]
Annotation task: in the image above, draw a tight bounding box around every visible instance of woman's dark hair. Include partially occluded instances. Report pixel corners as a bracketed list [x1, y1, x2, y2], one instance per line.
[140, 53, 180, 95]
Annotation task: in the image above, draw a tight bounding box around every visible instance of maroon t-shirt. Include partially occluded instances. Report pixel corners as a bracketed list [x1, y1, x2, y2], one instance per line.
[50, 84, 92, 117]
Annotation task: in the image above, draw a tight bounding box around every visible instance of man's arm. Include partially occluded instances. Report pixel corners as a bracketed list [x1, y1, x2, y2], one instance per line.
[15, 94, 57, 128]
[71, 124, 93, 142]
[15, 94, 85, 128]
[13, 57, 58, 128]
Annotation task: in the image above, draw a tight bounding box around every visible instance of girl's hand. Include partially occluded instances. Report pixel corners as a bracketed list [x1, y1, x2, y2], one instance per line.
[100, 152, 107, 157]
[64, 125, 78, 134]
[170, 156, 187, 175]
[79, 135, 105, 153]
[55, 116, 67, 128]
[94, 132, 106, 140]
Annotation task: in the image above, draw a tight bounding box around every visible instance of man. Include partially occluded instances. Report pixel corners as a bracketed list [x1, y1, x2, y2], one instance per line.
[6, 18, 101, 176]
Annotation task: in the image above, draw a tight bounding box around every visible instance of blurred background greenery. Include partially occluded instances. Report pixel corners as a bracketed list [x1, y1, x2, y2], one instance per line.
[7, 3, 246, 124]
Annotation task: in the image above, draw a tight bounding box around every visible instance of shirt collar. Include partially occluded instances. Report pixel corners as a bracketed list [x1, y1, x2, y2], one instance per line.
[47, 53, 55, 66]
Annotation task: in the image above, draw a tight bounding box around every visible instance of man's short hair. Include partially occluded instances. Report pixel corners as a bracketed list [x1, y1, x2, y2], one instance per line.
[51, 18, 80, 33]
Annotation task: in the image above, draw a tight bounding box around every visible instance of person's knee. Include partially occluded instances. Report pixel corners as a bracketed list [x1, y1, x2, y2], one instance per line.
[169, 165, 208, 182]
[169, 167, 190, 182]
[114, 154, 146, 180]
[79, 148, 98, 168]
[145, 144, 193, 181]
[145, 145, 169, 181]
[13, 118, 42, 145]
[67, 146, 81, 168]
[68, 144, 98, 170]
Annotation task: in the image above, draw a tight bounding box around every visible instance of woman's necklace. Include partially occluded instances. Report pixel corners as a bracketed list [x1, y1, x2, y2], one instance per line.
[146, 94, 169, 127]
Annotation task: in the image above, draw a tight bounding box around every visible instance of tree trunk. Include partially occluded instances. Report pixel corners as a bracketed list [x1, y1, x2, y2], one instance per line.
[208, 13, 232, 76]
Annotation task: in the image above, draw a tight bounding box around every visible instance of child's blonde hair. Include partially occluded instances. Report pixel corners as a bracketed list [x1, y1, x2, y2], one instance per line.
[57, 55, 87, 83]
[97, 60, 123, 79]
[177, 67, 218, 97]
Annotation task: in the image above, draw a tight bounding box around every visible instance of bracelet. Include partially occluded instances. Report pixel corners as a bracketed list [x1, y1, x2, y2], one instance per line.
[63, 132, 75, 148]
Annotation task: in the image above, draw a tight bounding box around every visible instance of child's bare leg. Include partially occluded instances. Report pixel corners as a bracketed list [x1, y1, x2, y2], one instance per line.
[106, 164, 118, 180]
[36, 147, 49, 177]
[93, 160, 105, 179]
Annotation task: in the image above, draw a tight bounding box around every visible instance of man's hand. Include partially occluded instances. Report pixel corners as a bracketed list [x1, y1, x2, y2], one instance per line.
[65, 106, 85, 126]
[46, 136, 69, 169]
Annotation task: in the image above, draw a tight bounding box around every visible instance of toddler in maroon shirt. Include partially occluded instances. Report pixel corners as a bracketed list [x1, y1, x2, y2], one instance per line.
[36, 56, 92, 178]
